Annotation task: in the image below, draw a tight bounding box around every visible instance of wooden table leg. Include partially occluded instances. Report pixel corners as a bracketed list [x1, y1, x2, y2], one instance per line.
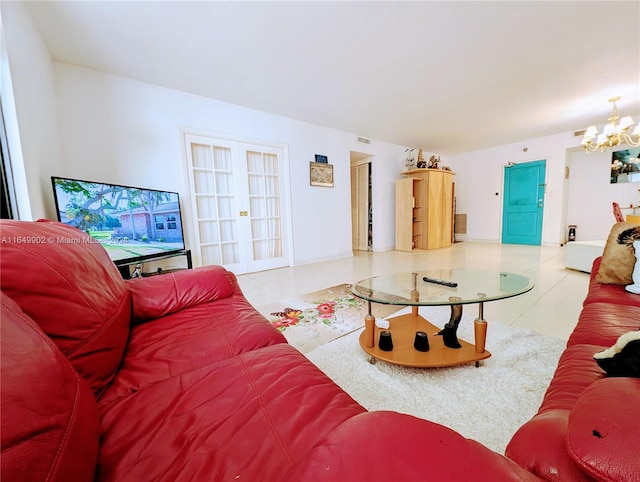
[364, 300, 375, 348]
[474, 301, 487, 354]
[411, 272, 419, 317]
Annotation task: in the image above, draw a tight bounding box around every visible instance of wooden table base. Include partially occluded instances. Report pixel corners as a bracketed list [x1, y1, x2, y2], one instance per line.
[359, 312, 491, 368]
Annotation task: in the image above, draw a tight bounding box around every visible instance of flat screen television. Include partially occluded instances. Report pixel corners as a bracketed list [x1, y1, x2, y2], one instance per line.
[51, 176, 186, 267]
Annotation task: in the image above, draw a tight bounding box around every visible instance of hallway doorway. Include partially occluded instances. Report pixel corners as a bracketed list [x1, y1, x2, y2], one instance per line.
[350, 152, 373, 251]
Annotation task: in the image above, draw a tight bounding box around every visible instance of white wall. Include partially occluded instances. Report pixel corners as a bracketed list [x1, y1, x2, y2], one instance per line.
[5, 2, 636, 264]
[53, 63, 405, 266]
[447, 132, 588, 245]
[566, 148, 640, 241]
[0, 1, 64, 220]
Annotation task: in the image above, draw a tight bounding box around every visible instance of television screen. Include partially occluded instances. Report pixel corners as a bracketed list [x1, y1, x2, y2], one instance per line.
[51, 177, 186, 266]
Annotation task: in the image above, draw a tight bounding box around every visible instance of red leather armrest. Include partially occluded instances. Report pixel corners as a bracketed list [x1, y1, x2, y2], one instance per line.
[127, 265, 236, 323]
[283, 411, 539, 482]
[567, 377, 640, 482]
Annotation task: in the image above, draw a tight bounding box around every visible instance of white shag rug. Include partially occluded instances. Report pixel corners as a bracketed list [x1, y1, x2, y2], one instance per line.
[305, 306, 566, 454]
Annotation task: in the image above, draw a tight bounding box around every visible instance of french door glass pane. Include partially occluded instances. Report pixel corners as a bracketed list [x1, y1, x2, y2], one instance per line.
[266, 198, 279, 216]
[215, 172, 234, 195]
[269, 239, 282, 257]
[221, 243, 239, 264]
[219, 220, 237, 243]
[194, 171, 214, 193]
[265, 175, 278, 195]
[249, 197, 265, 217]
[247, 174, 263, 195]
[217, 196, 234, 218]
[268, 218, 281, 237]
[199, 220, 219, 243]
[264, 154, 278, 174]
[191, 144, 213, 169]
[251, 219, 267, 239]
[253, 239, 268, 260]
[246, 151, 263, 173]
[201, 245, 221, 266]
[196, 196, 216, 219]
[212, 147, 232, 170]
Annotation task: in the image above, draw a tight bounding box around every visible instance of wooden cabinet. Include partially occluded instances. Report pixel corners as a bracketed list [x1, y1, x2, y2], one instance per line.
[395, 177, 425, 251]
[395, 169, 455, 251]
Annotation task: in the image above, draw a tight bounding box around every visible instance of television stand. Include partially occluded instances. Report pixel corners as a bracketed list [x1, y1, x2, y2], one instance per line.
[116, 249, 192, 279]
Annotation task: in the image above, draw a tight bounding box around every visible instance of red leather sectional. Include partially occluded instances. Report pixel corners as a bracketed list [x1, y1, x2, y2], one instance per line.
[1, 220, 638, 481]
[506, 257, 640, 481]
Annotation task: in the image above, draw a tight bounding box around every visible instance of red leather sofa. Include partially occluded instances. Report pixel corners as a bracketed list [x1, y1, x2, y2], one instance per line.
[0, 220, 536, 481]
[1, 219, 638, 481]
[507, 257, 640, 481]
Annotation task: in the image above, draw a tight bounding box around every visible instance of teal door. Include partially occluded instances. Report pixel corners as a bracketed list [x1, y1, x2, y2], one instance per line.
[501, 160, 546, 245]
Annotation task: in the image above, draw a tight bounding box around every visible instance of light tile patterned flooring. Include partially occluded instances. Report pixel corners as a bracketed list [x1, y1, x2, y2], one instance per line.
[237, 242, 591, 342]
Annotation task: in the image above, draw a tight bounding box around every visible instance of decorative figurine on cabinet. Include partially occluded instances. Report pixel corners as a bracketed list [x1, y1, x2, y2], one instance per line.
[428, 155, 441, 169]
[404, 148, 416, 169]
[416, 149, 427, 168]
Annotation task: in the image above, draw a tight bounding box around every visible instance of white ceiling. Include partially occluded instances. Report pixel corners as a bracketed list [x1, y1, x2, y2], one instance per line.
[25, 1, 640, 155]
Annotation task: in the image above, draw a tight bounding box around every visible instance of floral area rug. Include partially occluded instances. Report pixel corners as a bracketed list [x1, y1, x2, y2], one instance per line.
[258, 284, 402, 354]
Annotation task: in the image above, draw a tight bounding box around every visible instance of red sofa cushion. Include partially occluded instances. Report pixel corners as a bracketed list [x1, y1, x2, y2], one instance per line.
[285, 411, 540, 482]
[567, 302, 640, 347]
[1, 292, 100, 482]
[584, 258, 640, 308]
[506, 410, 592, 481]
[567, 377, 640, 482]
[507, 345, 608, 480]
[537, 344, 606, 413]
[97, 343, 366, 481]
[0, 220, 130, 397]
[127, 265, 237, 323]
[100, 286, 287, 406]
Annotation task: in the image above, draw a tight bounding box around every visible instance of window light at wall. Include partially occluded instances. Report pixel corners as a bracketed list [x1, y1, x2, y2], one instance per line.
[581, 96, 640, 153]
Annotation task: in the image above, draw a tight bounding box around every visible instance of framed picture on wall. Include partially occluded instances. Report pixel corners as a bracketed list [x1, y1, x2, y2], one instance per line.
[611, 147, 640, 183]
[310, 162, 333, 187]
[315, 154, 328, 163]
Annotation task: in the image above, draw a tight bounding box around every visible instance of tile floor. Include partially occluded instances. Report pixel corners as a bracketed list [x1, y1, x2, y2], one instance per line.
[237, 242, 591, 342]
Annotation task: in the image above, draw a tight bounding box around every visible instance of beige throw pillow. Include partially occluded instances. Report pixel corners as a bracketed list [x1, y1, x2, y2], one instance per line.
[596, 223, 640, 285]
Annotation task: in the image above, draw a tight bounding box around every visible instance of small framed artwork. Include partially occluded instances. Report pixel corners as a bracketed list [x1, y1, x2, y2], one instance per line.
[611, 147, 640, 184]
[310, 162, 334, 187]
[315, 154, 328, 163]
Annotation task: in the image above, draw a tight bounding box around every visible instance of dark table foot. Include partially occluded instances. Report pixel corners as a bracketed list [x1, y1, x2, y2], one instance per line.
[436, 300, 463, 349]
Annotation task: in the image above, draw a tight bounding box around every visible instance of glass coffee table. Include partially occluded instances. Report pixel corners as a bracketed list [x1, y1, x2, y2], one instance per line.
[351, 269, 534, 368]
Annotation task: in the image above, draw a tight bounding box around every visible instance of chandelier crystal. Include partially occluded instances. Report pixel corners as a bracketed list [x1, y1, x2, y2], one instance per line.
[581, 96, 640, 153]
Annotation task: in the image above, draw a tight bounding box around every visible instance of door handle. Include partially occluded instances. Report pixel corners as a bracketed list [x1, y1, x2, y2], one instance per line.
[240, 211, 248, 216]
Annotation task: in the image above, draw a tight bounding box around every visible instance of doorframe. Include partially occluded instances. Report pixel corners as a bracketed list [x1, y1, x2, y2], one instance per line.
[179, 127, 294, 269]
[500, 158, 547, 245]
[349, 151, 374, 252]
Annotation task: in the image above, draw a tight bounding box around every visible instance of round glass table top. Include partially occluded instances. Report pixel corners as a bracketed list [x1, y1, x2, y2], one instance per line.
[351, 269, 534, 306]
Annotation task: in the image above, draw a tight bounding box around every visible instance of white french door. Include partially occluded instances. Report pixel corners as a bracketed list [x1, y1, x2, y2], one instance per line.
[184, 134, 289, 274]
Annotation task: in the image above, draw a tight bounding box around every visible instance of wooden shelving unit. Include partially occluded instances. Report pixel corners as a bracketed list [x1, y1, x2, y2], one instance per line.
[395, 169, 455, 251]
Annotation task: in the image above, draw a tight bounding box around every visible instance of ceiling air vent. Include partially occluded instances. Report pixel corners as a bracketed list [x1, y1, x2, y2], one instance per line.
[357, 136, 371, 145]
[574, 129, 586, 137]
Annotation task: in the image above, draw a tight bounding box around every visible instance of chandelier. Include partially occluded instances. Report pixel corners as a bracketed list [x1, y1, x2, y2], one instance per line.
[581, 96, 640, 153]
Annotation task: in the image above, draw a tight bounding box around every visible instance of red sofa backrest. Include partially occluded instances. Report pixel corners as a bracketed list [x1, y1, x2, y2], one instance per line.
[0, 220, 131, 397]
[1, 292, 100, 481]
[586, 257, 640, 308]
